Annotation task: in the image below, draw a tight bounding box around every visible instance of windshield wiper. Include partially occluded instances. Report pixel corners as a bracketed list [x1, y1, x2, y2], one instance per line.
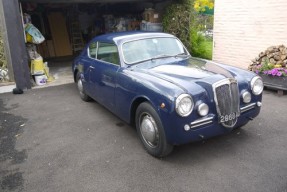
[151, 54, 174, 61]
[127, 54, 174, 66]
[151, 53, 190, 61]
[174, 53, 190, 58]
[126, 53, 190, 67]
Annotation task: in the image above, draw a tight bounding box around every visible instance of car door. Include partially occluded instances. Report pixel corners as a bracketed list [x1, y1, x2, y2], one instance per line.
[84, 41, 100, 100]
[88, 41, 120, 111]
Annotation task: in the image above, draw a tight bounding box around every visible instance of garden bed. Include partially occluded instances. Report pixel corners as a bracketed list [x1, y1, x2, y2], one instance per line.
[259, 74, 287, 96]
[249, 45, 287, 96]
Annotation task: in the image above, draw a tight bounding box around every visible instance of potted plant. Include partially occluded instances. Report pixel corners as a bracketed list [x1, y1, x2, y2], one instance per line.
[249, 45, 287, 94]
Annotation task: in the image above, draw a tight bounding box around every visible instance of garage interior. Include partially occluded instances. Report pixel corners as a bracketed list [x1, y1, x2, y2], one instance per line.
[19, 0, 171, 88]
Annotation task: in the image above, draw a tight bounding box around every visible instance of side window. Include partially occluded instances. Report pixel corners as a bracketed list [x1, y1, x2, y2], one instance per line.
[89, 42, 97, 58]
[97, 42, 120, 65]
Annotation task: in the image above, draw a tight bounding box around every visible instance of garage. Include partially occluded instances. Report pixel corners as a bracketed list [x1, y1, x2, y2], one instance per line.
[21, 0, 171, 56]
[1, 0, 172, 90]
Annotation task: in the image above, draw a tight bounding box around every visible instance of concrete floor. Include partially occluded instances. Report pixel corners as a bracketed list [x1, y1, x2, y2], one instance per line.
[0, 58, 74, 94]
[32, 57, 74, 89]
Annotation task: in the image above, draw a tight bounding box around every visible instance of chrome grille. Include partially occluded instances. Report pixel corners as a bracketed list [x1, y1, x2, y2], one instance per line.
[213, 79, 240, 128]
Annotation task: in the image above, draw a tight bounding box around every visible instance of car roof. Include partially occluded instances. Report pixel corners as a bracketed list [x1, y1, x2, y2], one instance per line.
[91, 31, 176, 45]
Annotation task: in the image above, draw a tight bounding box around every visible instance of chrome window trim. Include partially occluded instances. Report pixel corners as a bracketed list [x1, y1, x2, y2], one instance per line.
[88, 41, 120, 66]
[87, 41, 98, 59]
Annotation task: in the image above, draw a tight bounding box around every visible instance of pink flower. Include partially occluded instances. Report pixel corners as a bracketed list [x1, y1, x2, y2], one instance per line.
[271, 69, 278, 76]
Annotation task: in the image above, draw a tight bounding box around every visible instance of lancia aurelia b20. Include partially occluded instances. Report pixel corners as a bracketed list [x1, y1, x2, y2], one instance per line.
[72, 32, 263, 157]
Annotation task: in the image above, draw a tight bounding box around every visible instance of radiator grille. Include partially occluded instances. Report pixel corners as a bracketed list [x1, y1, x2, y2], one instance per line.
[213, 79, 240, 128]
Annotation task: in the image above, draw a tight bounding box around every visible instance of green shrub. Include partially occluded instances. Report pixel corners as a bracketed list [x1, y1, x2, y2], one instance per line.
[0, 31, 7, 69]
[162, 0, 195, 51]
[162, 0, 213, 60]
[190, 28, 213, 60]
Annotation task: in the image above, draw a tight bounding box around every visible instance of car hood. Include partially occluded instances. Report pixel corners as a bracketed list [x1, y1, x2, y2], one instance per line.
[150, 57, 234, 78]
[130, 57, 235, 89]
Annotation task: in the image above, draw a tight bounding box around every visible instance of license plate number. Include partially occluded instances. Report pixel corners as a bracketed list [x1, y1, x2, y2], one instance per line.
[220, 113, 237, 123]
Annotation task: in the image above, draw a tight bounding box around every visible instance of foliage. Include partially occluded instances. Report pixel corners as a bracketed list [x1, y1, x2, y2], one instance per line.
[194, 0, 214, 12]
[163, 0, 213, 60]
[0, 30, 9, 82]
[199, 38, 213, 59]
[0, 31, 7, 69]
[254, 58, 287, 77]
[190, 28, 212, 59]
[162, 0, 195, 51]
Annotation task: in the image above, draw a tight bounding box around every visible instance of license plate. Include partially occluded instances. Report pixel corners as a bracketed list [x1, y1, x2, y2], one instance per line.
[220, 112, 238, 123]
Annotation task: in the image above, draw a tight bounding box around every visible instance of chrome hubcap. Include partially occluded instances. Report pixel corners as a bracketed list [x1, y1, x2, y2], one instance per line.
[140, 113, 159, 148]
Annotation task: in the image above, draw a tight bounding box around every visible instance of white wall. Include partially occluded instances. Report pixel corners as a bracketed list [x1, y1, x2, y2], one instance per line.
[213, 0, 287, 69]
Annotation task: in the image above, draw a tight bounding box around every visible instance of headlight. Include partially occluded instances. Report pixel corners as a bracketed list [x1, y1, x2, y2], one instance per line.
[175, 94, 194, 117]
[251, 76, 264, 95]
[242, 91, 251, 103]
[198, 103, 209, 116]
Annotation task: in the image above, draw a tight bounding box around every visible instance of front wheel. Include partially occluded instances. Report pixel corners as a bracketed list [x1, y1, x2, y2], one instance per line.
[76, 73, 91, 102]
[136, 102, 173, 157]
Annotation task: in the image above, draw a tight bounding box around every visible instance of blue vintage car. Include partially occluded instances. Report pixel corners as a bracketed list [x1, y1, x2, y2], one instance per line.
[72, 31, 263, 157]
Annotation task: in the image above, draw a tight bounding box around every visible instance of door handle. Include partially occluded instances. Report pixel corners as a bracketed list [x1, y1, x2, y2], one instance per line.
[89, 66, 95, 69]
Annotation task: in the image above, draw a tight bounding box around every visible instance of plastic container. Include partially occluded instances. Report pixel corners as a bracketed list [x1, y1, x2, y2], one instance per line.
[34, 74, 47, 86]
[31, 57, 45, 75]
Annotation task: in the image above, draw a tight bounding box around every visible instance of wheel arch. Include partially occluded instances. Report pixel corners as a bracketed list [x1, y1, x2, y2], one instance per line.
[130, 97, 150, 126]
[74, 69, 79, 82]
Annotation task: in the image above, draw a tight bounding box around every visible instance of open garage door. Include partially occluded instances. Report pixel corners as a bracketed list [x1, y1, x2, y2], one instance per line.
[9, 0, 171, 88]
[20, 0, 171, 58]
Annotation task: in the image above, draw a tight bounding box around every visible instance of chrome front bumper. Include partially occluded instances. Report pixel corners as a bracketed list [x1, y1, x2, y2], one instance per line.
[185, 102, 261, 130]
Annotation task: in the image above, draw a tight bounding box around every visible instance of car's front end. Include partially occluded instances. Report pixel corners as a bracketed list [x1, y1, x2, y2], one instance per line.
[154, 62, 263, 145]
[118, 33, 263, 148]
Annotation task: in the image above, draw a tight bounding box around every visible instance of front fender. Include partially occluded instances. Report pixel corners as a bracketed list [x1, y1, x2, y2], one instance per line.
[115, 69, 183, 124]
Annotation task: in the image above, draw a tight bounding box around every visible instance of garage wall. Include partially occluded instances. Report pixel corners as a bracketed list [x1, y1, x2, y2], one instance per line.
[213, 0, 287, 69]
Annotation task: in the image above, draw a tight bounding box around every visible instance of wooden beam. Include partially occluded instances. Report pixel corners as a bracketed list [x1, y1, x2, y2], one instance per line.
[2, 0, 31, 90]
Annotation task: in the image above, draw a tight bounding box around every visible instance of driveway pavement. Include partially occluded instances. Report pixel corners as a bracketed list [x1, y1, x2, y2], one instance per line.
[0, 84, 286, 192]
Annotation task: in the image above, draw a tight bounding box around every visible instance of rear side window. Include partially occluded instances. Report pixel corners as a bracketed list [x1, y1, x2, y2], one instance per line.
[97, 42, 120, 65]
[89, 42, 97, 58]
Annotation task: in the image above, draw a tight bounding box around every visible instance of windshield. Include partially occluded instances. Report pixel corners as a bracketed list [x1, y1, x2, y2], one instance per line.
[122, 37, 188, 64]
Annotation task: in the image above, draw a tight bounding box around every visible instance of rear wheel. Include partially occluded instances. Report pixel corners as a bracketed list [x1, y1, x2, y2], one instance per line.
[76, 73, 91, 102]
[136, 102, 173, 157]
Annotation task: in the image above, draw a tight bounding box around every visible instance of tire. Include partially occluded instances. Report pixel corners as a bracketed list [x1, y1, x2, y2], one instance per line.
[136, 102, 173, 157]
[76, 73, 91, 102]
